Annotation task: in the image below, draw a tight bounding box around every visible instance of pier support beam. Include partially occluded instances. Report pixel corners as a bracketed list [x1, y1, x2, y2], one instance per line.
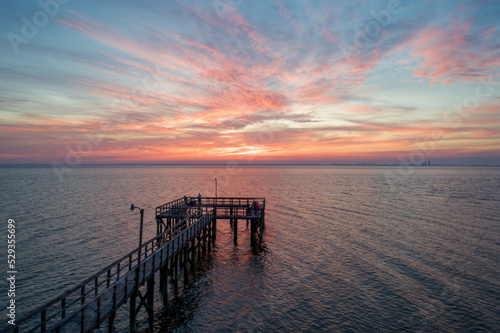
[213, 209, 217, 241]
[250, 219, 258, 244]
[170, 256, 178, 292]
[183, 244, 189, 281]
[147, 276, 155, 330]
[174, 254, 179, 290]
[233, 219, 238, 243]
[108, 314, 115, 333]
[160, 264, 168, 303]
[191, 238, 196, 271]
[202, 227, 207, 254]
[212, 217, 217, 241]
[130, 291, 137, 333]
[207, 223, 212, 251]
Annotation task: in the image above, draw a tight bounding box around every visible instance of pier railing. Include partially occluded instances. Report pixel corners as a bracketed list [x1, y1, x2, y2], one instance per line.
[4, 211, 215, 333]
[155, 197, 265, 218]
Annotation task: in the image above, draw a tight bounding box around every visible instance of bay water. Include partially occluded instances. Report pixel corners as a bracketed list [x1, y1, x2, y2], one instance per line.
[0, 165, 499, 332]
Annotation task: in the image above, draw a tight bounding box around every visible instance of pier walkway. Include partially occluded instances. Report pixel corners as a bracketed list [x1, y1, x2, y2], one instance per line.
[2, 197, 265, 333]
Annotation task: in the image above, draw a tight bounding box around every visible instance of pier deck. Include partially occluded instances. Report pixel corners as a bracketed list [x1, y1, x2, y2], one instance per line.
[2, 197, 265, 333]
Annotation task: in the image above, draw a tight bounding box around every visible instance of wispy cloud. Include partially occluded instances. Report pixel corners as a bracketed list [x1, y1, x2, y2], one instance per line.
[0, 0, 499, 163]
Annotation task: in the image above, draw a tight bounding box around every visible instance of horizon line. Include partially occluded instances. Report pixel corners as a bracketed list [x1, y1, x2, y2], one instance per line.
[0, 163, 498, 167]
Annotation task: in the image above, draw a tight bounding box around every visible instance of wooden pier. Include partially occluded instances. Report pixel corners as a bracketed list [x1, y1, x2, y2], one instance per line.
[2, 197, 265, 333]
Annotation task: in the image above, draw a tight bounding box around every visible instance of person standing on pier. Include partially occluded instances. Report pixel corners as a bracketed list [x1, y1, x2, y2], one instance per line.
[198, 193, 202, 205]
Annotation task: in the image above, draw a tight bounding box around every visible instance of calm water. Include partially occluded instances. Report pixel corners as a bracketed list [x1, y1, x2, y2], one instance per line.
[1, 165, 499, 332]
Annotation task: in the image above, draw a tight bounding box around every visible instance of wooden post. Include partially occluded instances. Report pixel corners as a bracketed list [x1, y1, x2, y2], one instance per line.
[251, 219, 258, 244]
[108, 314, 115, 333]
[130, 290, 137, 333]
[81, 307, 86, 333]
[108, 285, 116, 333]
[259, 219, 264, 241]
[147, 276, 155, 330]
[184, 243, 189, 280]
[202, 227, 207, 254]
[213, 209, 217, 241]
[207, 223, 212, 251]
[173, 254, 179, 290]
[41, 309, 46, 333]
[233, 219, 238, 243]
[230, 207, 233, 227]
[160, 264, 168, 303]
[191, 237, 196, 271]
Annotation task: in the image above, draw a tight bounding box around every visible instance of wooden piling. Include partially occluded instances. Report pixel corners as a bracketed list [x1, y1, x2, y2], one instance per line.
[147, 276, 155, 330]
[183, 243, 189, 281]
[130, 291, 137, 333]
[108, 314, 115, 333]
[202, 227, 207, 254]
[233, 219, 238, 243]
[191, 237, 196, 271]
[160, 264, 168, 303]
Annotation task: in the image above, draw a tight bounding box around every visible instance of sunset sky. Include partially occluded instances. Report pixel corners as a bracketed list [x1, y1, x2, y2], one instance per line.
[1, 0, 499, 164]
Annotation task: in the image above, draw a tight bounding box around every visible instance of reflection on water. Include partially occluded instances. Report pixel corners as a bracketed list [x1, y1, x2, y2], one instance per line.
[156, 238, 269, 332]
[0, 165, 499, 332]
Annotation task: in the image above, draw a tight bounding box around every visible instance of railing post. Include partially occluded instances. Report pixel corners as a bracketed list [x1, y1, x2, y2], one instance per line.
[61, 297, 66, 319]
[147, 276, 154, 330]
[81, 285, 86, 304]
[130, 290, 137, 333]
[111, 284, 117, 322]
[202, 226, 207, 253]
[41, 309, 46, 333]
[81, 307, 86, 333]
[124, 275, 128, 299]
[191, 236, 196, 271]
[95, 277, 99, 296]
[97, 297, 101, 329]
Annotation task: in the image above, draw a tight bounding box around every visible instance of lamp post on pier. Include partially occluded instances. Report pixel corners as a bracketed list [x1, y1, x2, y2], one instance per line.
[130, 204, 144, 271]
[129, 204, 144, 333]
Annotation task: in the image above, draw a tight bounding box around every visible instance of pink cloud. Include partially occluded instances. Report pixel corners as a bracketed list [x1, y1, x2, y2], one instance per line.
[404, 21, 499, 83]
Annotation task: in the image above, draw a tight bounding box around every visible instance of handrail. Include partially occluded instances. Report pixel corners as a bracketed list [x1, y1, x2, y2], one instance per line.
[155, 197, 265, 217]
[50, 211, 215, 332]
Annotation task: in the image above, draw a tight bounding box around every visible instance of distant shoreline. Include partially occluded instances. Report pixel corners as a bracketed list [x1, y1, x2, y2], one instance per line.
[0, 163, 498, 167]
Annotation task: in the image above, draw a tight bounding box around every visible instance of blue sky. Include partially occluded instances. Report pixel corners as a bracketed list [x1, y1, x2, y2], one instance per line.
[1, 0, 499, 164]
